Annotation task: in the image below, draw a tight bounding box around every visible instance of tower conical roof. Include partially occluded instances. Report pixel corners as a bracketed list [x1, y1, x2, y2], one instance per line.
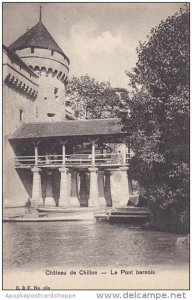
[9, 21, 69, 61]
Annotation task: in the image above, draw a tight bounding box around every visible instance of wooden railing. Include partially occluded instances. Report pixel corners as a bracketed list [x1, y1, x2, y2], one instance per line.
[14, 153, 130, 168]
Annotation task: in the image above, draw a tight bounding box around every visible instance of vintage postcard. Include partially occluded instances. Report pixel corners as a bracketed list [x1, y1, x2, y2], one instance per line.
[2, 2, 189, 291]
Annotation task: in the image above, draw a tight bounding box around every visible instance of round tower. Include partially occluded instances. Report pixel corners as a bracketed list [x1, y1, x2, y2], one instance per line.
[9, 11, 71, 122]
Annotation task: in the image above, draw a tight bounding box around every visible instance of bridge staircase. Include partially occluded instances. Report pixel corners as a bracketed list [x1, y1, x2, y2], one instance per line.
[94, 206, 151, 223]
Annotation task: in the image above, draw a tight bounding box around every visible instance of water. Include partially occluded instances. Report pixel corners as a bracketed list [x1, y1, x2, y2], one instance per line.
[3, 222, 189, 272]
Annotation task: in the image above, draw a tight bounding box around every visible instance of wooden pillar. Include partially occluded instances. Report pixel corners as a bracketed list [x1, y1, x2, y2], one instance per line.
[32, 140, 40, 166]
[91, 140, 95, 166]
[60, 140, 68, 166]
[62, 144, 66, 166]
[35, 145, 38, 166]
[89, 138, 98, 167]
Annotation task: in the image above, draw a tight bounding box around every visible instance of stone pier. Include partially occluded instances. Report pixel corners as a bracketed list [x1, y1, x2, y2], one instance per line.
[59, 167, 69, 207]
[88, 167, 99, 207]
[31, 166, 42, 207]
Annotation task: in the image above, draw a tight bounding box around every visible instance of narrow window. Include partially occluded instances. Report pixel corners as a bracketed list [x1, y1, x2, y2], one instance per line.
[35, 107, 38, 118]
[19, 109, 24, 122]
[51, 50, 54, 56]
[31, 47, 34, 53]
[54, 88, 58, 94]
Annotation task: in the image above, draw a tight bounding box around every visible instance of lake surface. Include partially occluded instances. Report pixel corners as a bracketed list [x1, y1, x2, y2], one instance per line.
[3, 221, 189, 272]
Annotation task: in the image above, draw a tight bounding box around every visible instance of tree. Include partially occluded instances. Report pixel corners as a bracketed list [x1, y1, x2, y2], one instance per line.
[125, 5, 189, 232]
[66, 74, 129, 119]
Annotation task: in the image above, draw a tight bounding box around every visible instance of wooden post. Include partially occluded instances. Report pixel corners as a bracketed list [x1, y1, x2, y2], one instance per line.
[35, 145, 38, 166]
[62, 144, 65, 166]
[89, 138, 98, 167]
[60, 140, 68, 166]
[92, 140, 95, 166]
[32, 140, 40, 166]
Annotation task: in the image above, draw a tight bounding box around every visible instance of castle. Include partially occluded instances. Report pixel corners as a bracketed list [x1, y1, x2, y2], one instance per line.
[3, 11, 132, 209]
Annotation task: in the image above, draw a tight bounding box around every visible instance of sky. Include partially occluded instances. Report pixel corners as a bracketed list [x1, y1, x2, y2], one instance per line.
[3, 2, 184, 88]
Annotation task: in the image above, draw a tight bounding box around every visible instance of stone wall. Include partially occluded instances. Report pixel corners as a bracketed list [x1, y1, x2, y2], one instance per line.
[3, 53, 39, 207]
[3, 141, 32, 207]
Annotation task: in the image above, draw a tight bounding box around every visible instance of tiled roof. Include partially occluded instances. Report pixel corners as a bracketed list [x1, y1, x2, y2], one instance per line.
[9, 119, 125, 140]
[9, 21, 69, 62]
[3, 45, 38, 78]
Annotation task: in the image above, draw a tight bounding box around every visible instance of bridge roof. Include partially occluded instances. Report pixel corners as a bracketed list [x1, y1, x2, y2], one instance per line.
[8, 118, 126, 141]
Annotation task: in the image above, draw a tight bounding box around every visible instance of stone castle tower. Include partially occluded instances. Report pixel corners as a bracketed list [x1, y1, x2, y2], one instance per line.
[3, 11, 73, 206]
[8, 12, 72, 123]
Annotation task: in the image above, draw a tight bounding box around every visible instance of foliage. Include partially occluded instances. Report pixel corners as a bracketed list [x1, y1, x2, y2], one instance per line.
[125, 4, 189, 230]
[66, 74, 129, 119]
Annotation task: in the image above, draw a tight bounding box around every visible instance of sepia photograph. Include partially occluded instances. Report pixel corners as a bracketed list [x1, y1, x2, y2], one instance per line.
[2, 2, 189, 291]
